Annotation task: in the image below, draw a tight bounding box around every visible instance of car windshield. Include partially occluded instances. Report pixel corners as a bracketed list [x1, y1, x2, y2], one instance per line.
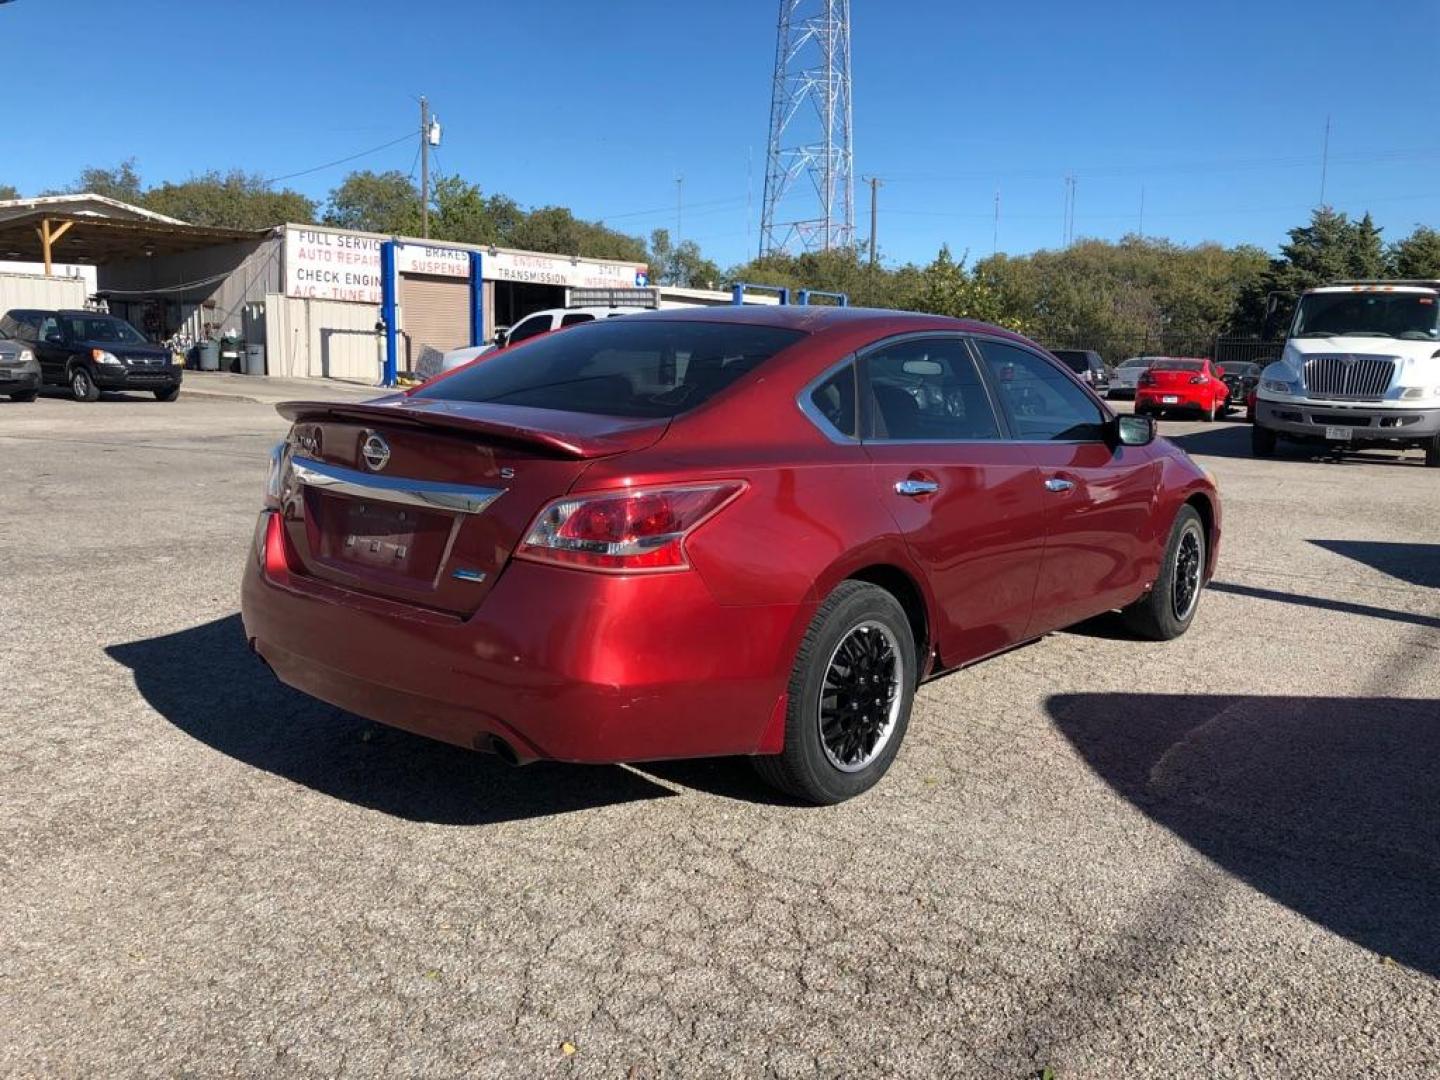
[1291, 291, 1440, 340]
[63, 315, 147, 344]
[1151, 359, 1204, 371]
[412, 318, 806, 418]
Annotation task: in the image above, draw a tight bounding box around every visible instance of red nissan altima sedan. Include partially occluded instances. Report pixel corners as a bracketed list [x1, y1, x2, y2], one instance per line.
[241, 307, 1220, 803]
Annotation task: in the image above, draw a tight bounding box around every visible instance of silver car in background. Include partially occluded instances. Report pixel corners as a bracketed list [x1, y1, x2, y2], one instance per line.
[0, 334, 42, 402]
[1108, 355, 1159, 399]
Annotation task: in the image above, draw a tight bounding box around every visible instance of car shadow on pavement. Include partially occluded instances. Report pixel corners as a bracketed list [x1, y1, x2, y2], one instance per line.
[1208, 580, 1440, 632]
[105, 615, 677, 825]
[1308, 539, 1440, 590]
[1048, 692, 1440, 977]
[1168, 425, 1423, 466]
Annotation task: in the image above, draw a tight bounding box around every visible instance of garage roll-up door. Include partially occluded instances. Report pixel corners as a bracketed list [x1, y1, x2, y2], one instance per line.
[400, 274, 470, 377]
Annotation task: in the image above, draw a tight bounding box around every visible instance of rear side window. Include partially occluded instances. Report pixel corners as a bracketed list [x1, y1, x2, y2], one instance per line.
[1050, 350, 1089, 375]
[416, 319, 805, 419]
[559, 313, 595, 328]
[507, 315, 552, 344]
[807, 362, 857, 439]
[865, 337, 1002, 441]
[976, 340, 1106, 442]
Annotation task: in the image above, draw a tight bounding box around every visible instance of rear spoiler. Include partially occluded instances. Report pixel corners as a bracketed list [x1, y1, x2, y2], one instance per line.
[276, 397, 668, 459]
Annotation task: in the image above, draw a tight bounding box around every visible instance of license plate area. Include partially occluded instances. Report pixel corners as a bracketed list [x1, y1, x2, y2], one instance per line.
[306, 490, 455, 587]
[1162, 395, 1179, 404]
[1324, 425, 1353, 441]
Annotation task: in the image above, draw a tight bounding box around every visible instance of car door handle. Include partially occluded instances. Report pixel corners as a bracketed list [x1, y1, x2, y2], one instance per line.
[894, 478, 940, 497]
[1044, 477, 1075, 492]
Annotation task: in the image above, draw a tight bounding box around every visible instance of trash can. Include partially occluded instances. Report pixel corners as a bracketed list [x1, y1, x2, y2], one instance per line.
[243, 344, 266, 376]
[219, 343, 242, 373]
[199, 341, 220, 371]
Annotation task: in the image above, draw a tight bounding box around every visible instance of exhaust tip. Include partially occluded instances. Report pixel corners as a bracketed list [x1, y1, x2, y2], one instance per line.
[489, 735, 522, 767]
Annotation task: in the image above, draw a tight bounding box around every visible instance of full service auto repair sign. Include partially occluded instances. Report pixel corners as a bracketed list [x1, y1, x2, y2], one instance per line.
[285, 227, 648, 302]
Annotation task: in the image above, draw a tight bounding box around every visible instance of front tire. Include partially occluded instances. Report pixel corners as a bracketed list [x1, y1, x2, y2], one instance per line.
[1120, 505, 1207, 641]
[1251, 424, 1277, 457]
[9, 389, 38, 402]
[1425, 435, 1440, 468]
[154, 385, 181, 402]
[70, 367, 99, 402]
[752, 580, 917, 804]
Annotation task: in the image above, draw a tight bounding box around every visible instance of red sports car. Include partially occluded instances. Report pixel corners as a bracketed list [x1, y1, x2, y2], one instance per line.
[241, 308, 1220, 803]
[1135, 357, 1231, 421]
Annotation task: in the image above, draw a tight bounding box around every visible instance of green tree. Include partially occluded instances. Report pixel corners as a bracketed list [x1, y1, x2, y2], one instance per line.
[143, 170, 315, 229]
[649, 229, 721, 288]
[1390, 226, 1440, 279]
[0, 183, 19, 201]
[73, 159, 144, 203]
[324, 170, 421, 234]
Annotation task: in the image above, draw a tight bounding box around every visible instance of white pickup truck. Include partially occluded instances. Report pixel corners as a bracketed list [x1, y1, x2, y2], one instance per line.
[1252, 280, 1440, 467]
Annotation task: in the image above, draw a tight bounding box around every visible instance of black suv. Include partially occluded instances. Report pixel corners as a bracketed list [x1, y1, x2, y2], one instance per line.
[1049, 348, 1110, 393]
[0, 309, 182, 402]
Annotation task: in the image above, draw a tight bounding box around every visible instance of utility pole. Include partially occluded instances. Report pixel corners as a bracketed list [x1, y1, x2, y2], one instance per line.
[420, 96, 430, 238]
[1319, 114, 1331, 206]
[992, 188, 1000, 256]
[863, 176, 882, 268]
[675, 174, 684, 245]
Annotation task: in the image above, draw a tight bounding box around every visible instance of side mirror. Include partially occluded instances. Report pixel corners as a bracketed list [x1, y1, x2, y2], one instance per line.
[1116, 414, 1156, 447]
[492, 329, 508, 347]
[45, 333, 64, 345]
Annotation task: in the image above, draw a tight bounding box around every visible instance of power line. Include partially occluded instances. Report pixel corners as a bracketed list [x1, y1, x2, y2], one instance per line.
[262, 132, 413, 186]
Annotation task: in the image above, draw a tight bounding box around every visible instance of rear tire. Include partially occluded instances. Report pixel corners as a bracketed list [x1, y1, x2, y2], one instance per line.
[1120, 505, 1206, 641]
[1251, 424, 1277, 457]
[1202, 400, 1216, 423]
[70, 367, 99, 403]
[154, 386, 181, 402]
[752, 580, 917, 805]
[9, 389, 37, 402]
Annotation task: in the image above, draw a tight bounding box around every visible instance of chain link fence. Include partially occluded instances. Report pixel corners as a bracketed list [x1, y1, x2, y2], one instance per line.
[1044, 333, 1285, 369]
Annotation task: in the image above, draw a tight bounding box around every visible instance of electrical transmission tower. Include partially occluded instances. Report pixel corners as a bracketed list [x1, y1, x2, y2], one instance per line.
[759, 0, 854, 257]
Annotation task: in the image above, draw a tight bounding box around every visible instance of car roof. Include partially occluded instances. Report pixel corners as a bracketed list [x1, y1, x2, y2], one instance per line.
[623, 303, 1028, 341]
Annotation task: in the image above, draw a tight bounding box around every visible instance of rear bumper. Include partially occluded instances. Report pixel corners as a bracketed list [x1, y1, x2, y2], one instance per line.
[1137, 389, 1213, 412]
[240, 513, 808, 763]
[1256, 400, 1440, 442]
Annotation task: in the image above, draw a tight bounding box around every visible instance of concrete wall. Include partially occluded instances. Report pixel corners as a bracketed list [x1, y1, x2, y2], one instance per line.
[264, 294, 383, 382]
[0, 271, 88, 312]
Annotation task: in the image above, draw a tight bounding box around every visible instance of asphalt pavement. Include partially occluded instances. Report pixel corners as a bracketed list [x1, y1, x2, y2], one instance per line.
[2, 391, 1437, 1078]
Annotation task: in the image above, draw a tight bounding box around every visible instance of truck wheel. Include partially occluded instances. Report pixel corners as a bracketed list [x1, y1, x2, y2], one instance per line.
[1120, 505, 1206, 641]
[1251, 424, 1277, 457]
[1425, 436, 1440, 469]
[70, 367, 100, 403]
[752, 580, 917, 805]
[154, 386, 181, 402]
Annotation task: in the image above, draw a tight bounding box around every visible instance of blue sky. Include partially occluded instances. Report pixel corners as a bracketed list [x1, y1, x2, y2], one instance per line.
[5, 0, 1438, 269]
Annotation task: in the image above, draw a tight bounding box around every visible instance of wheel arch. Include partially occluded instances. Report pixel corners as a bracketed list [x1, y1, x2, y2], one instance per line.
[836, 562, 934, 677]
[1183, 490, 1219, 580]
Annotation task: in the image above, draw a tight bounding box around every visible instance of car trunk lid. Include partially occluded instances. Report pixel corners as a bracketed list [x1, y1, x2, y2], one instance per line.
[1146, 367, 1206, 389]
[275, 398, 669, 615]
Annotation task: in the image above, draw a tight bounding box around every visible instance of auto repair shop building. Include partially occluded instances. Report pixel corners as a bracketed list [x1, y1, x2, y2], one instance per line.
[0, 195, 661, 381]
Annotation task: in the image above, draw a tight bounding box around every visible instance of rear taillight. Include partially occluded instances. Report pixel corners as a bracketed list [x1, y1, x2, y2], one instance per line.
[517, 482, 744, 572]
[1189, 375, 1206, 385]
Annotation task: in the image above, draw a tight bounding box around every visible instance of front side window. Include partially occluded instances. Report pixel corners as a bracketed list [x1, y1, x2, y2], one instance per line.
[414, 318, 805, 419]
[863, 337, 1002, 441]
[559, 313, 595, 328]
[976, 339, 1107, 442]
[37, 316, 61, 342]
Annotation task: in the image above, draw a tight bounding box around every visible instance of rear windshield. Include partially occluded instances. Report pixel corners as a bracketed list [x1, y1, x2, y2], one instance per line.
[413, 319, 805, 418]
[1050, 350, 1090, 373]
[1118, 357, 1152, 369]
[1151, 359, 1204, 371]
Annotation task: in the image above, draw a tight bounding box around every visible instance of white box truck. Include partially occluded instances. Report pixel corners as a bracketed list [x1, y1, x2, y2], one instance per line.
[1252, 280, 1440, 466]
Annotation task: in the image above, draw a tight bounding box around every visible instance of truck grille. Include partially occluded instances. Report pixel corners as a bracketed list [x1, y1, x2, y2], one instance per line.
[1302, 355, 1395, 401]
